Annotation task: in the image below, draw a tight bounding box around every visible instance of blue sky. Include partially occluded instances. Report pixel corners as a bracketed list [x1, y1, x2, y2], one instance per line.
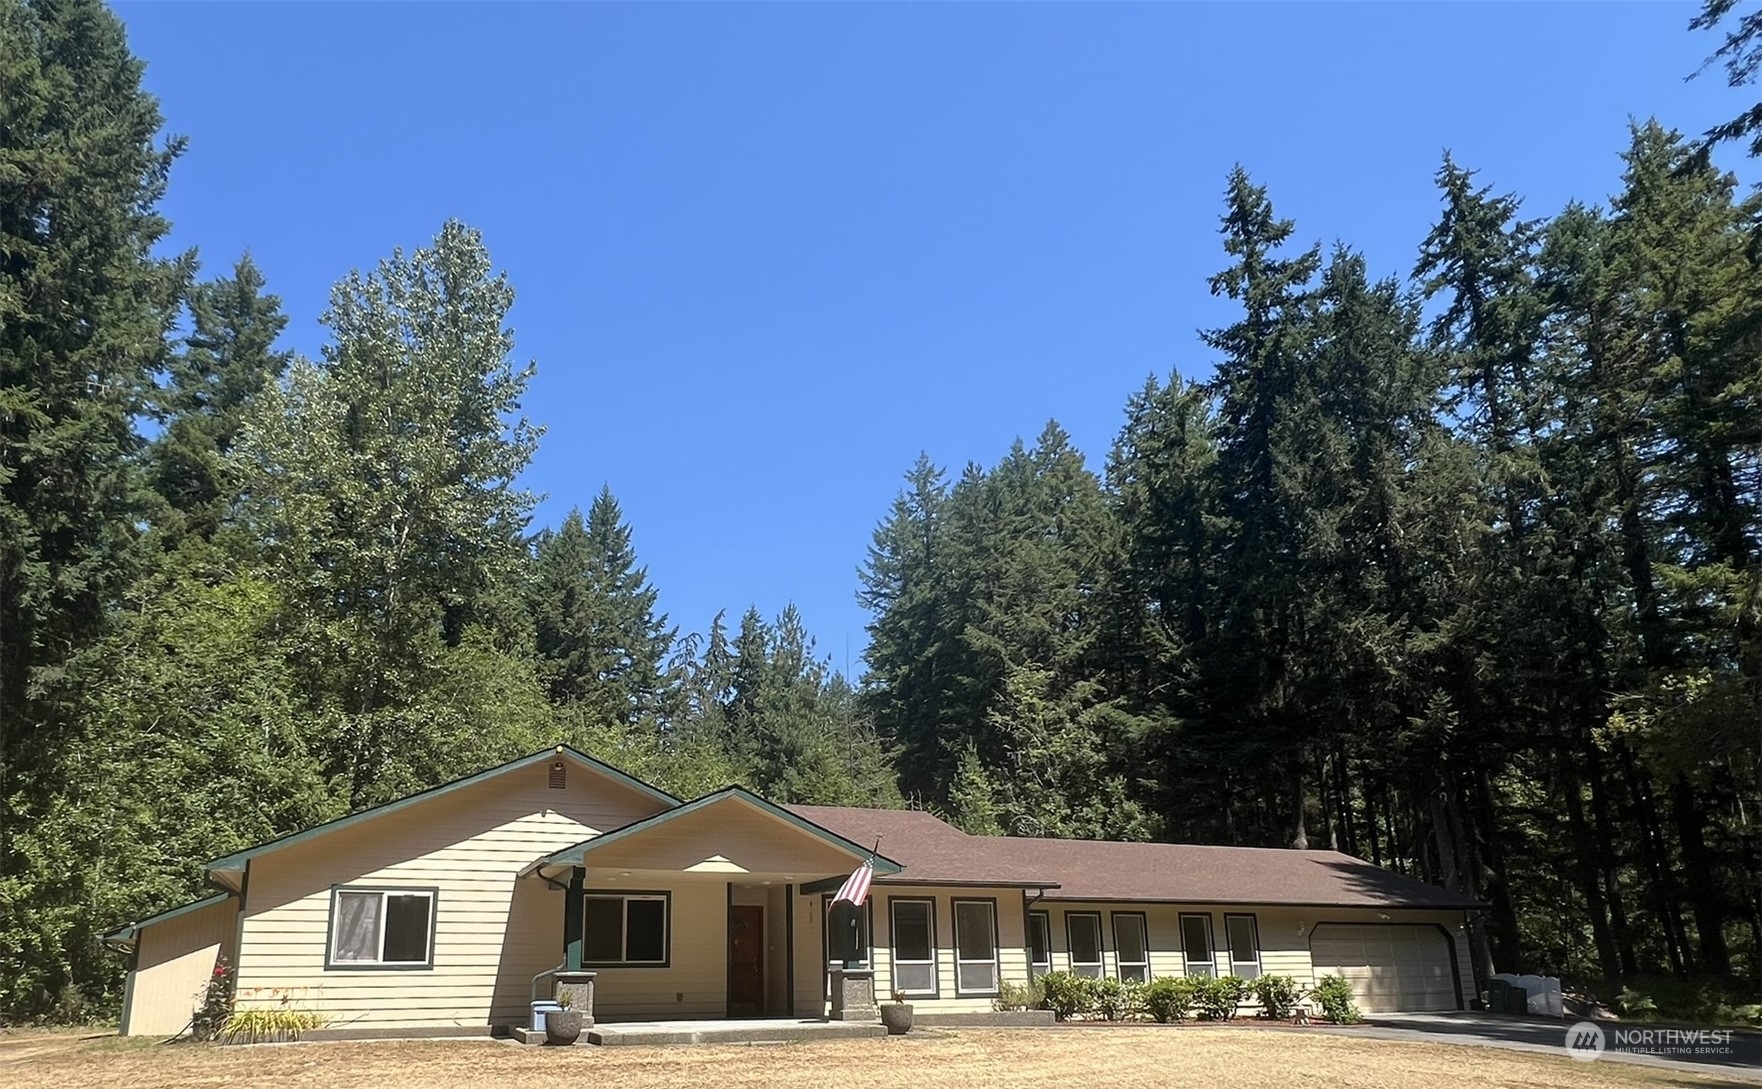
[118, 2, 1743, 674]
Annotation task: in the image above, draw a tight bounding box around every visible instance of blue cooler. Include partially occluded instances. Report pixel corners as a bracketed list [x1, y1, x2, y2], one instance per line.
[531, 999, 561, 1032]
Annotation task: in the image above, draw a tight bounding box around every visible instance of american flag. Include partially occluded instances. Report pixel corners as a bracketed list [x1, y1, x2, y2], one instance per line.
[830, 857, 874, 907]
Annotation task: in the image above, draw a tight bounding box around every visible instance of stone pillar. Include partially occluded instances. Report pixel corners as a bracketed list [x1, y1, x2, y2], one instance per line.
[828, 966, 877, 1022]
[554, 970, 597, 1027]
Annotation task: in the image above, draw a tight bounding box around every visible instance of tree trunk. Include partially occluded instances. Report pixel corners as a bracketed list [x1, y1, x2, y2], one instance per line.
[1671, 776, 1731, 976]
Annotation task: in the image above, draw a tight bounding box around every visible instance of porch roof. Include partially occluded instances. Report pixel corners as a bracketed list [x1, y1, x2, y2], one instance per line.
[526, 786, 906, 881]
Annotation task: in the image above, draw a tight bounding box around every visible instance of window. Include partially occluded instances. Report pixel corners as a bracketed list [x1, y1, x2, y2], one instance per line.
[827, 898, 870, 967]
[1180, 913, 1215, 978]
[327, 887, 434, 969]
[1225, 914, 1261, 979]
[1066, 913, 1103, 979]
[889, 899, 937, 996]
[1112, 913, 1150, 983]
[1028, 911, 1052, 975]
[584, 892, 669, 965]
[953, 900, 999, 995]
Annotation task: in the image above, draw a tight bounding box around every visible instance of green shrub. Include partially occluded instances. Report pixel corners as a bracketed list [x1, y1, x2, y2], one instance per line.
[1142, 976, 1199, 1023]
[1039, 971, 1095, 1021]
[995, 978, 1044, 1012]
[1312, 974, 1361, 1024]
[1615, 986, 1658, 1019]
[1087, 977, 1133, 1021]
[1194, 975, 1247, 1021]
[1248, 974, 1303, 1019]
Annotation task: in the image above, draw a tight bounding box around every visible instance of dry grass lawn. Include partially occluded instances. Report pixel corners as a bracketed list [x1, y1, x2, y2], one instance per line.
[0, 1025, 1746, 1089]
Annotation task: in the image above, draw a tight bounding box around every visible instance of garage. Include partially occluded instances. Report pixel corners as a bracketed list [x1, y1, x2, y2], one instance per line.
[1308, 923, 1460, 1012]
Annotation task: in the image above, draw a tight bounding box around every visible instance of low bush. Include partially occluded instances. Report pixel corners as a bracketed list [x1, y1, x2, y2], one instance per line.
[1090, 977, 1147, 1021]
[220, 1006, 327, 1044]
[1194, 975, 1247, 1021]
[1248, 974, 1303, 1020]
[221, 987, 329, 1043]
[995, 978, 1044, 1012]
[1312, 974, 1361, 1024]
[1142, 976, 1200, 1023]
[1038, 971, 1095, 1021]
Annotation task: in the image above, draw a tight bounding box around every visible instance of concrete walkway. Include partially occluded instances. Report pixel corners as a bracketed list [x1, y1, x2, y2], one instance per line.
[1316, 1012, 1761, 1081]
[585, 1018, 887, 1047]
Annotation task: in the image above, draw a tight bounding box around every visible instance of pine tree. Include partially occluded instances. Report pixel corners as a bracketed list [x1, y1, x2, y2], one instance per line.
[0, 0, 189, 1021]
[1198, 166, 1324, 848]
[529, 488, 676, 726]
[147, 254, 291, 544]
[858, 454, 950, 800]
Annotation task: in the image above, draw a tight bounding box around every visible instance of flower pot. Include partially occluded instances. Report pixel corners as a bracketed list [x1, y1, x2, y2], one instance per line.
[545, 1008, 583, 1045]
[880, 1003, 913, 1035]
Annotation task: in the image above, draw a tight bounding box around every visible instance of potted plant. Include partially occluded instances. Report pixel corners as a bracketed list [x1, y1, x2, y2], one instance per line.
[545, 989, 583, 1045]
[880, 989, 913, 1035]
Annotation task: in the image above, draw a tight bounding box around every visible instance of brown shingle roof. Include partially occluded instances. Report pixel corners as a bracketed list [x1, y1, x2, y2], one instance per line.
[788, 805, 1480, 910]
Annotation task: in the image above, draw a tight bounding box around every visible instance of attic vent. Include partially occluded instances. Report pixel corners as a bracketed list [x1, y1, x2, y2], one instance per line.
[548, 761, 566, 790]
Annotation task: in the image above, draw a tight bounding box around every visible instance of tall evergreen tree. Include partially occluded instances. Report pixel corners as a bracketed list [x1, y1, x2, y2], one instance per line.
[1198, 167, 1324, 848]
[529, 488, 676, 726]
[147, 254, 291, 543]
[0, 0, 188, 1021]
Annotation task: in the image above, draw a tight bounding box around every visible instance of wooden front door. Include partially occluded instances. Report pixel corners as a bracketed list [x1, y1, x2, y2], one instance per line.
[728, 905, 765, 1016]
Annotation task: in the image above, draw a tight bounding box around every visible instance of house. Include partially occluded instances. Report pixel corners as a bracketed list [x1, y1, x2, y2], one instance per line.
[102, 746, 1481, 1038]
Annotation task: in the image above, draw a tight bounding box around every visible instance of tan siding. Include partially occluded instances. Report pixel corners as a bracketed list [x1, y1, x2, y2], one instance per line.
[1030, 903, 1471, 1009]
[577, 801, 863, 876]
[794, 888, 827, 1016]
[234, 761, 663, 1031]
[764, 885, 788, 1014]
[589, 881, 727, 1021]
[872, 886, 1025, 1014]
[123, 898, 239, 1036]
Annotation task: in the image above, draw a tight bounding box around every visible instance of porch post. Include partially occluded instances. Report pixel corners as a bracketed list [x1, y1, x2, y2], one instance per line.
[564, 867, 584, 970]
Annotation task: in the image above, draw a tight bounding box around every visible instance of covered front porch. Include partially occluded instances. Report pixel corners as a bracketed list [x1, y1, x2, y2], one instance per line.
[516, 786, 900, 1028]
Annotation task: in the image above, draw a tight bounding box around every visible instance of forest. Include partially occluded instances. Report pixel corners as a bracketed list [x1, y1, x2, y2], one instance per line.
[2, 0, 1759, 1023]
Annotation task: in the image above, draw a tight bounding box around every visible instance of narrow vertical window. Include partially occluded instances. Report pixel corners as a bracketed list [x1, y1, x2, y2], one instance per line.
[889, 899, 936, 996]
[1066, 913, 1103, 979]
[1112, 913, 1150, 983]
[1180, 913, 1215, 978]
[1225, 914, 1261, 979]
[953, 900, 999, 994]
[1028, 911, 1052, 975]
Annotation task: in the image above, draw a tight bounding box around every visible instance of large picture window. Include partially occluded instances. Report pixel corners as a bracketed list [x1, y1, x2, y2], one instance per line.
[327, 887, 435, 969]
[584, 892, 669, 966]
[889, 899, 937, 996]
[1180, 913, 1216, 978]
[1066, 913, 1104, 979]
[1028, 911, 1052, 976]
[952, 900, 999, 995]
[1112, 913, 1150, 983]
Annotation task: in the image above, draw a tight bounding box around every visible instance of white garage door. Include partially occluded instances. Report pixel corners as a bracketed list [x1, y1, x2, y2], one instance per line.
[1309, 923, 1457, 1013]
